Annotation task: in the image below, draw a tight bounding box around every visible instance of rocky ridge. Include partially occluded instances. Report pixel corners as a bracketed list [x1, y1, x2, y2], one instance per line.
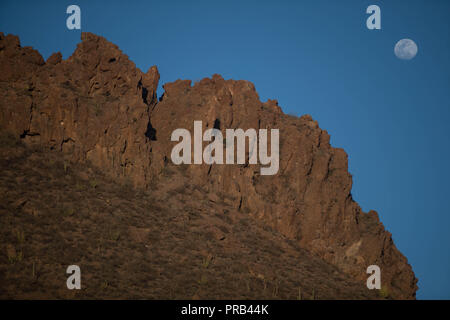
[0, 32, 418, 299]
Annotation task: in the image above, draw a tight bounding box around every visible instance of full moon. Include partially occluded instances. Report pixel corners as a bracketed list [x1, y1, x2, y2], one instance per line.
[394, 39, 418, 60]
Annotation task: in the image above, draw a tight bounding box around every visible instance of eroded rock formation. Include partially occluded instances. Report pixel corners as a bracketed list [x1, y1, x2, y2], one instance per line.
[0, 32, 418, 298]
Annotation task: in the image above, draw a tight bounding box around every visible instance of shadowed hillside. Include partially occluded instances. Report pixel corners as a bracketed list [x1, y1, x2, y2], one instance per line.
[0, 134, 382, 299]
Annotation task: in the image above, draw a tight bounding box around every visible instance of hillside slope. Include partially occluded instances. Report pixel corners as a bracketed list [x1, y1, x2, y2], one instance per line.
[0, 136, 379, 299]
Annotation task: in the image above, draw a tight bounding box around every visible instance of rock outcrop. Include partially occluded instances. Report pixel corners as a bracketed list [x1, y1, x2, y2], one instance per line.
[0, 32, 418, 298]
[0, 32, 159, 186]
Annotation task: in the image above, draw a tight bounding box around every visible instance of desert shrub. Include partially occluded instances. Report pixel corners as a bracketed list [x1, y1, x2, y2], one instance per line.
[378, 286, 390, 299]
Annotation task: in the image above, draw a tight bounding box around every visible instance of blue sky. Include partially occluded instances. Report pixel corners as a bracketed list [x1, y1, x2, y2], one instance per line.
[1, 0, 449, 299]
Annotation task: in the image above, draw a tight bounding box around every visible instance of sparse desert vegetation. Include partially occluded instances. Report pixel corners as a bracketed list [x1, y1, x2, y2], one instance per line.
[0, 137, 378, 299]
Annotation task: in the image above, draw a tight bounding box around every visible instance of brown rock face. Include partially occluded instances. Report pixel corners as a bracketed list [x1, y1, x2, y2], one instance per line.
[0, 32, 418, 298]
[0, 32, 159, 187]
